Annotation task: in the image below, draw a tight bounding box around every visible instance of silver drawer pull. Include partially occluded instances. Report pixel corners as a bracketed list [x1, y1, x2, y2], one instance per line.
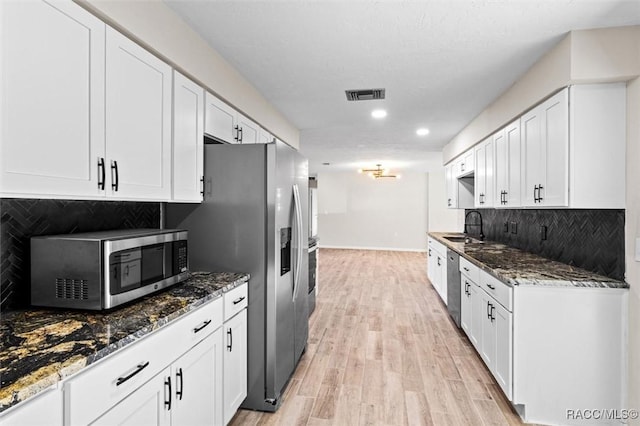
[486, 284, 495, 290]
[193, 319, 212, 333]
[116, 361, 149, 386]
[232, 296, 246, 305]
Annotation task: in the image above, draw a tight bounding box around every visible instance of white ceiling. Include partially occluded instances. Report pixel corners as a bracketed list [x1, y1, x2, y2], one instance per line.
[165, 0, 640, 174]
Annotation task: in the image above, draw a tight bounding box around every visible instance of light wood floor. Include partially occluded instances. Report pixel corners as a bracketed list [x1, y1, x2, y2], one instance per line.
[230, 249, 525, 426]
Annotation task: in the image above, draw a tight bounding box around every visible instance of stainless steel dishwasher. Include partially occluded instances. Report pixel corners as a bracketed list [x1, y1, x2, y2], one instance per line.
[446, 248, 462, 328]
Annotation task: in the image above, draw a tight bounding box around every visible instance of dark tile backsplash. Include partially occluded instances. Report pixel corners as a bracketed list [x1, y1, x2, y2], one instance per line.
[0, 199, 160, 311]
[465, 209, 625, 281]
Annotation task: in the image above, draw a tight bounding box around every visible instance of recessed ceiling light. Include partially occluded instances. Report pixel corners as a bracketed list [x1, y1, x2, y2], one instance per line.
[371, 109, 387, 119]
[416, 128, 430, 136]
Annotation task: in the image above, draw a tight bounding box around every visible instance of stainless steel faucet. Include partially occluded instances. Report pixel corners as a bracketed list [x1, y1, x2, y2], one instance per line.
[464, 210, 485, 241]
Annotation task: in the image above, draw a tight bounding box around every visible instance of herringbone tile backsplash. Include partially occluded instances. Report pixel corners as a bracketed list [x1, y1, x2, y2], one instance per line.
[467, 209, 625, 281]
[0, 199, 160, 311]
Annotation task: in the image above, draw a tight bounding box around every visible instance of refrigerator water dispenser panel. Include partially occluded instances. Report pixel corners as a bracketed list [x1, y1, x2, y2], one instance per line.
[280, 227, 291, 275]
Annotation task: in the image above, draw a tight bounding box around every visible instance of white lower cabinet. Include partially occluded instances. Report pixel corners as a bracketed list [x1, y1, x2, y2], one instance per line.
[61, 296, 232, 426]
[460, 276, 473, 336]
[91, 368, 171, 426]
[469, 282, 483, 350]
[223, 298, 248, 425]
[457, 259, 626, 425]
[92, 332, 227, 426]
[461, 267, 513, 401]
[427, 238, 447, 304]
[493, 302, 512, 400]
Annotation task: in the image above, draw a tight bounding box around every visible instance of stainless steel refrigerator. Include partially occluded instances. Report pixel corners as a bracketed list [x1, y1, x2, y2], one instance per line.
[166, 139, 309, 412]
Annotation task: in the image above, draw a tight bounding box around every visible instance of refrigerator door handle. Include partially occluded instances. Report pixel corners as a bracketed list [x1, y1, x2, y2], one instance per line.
[293, 184, 302, 299]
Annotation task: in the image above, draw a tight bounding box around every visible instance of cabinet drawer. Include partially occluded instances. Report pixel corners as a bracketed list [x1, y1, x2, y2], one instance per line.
[479, 270, 512, 311]
[224, 283, 248, 321]
[459, 257, 480, 283]
[64, 323, 178, 425]
[64, 297, 223, 425]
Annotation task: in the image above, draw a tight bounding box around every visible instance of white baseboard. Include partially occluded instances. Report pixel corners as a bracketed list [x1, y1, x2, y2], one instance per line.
[318, 244, 426, 253]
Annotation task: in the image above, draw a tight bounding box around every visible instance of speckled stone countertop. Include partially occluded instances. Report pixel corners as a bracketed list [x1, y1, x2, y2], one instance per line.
[429, 232, 628, 289]
[0, 271, 249, 414]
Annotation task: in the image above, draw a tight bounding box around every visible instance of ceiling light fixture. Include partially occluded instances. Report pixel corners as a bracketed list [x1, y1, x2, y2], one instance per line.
[357, 164, 399, 179]
[416, 128, 430, 136]
[371, 109, 387, 119]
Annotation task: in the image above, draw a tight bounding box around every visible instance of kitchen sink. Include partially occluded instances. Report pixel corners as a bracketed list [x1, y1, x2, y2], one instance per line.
[443, 235, 484, 244]
[444, 236, 468, 242]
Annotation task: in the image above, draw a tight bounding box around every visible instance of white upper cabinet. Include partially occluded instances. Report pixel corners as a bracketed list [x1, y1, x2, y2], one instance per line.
[105, 27, 172, 201]
[568, 83, 626, 209]
[204, 93, 263, 145]
[494, 119, 521, 207]
[521, 88, 568, 207]
[172, 71, 204, 203]
[258, 127, 275, 144]
[205, 93, 238, 144]
[236, 114, 260, 144]
[474, 138, 494, 208]
[445, 164, 458, 208]
[454, 149, 475, 178]
[0, 0, 105, 198]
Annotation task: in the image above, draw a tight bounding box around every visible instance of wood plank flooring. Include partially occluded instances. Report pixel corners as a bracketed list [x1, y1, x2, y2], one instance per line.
[230, 249, 525, 426]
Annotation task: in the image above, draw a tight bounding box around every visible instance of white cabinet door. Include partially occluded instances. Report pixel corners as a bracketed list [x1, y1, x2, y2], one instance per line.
[445, 164, 457, 208]
[494, 120, 521, 207]
[105, 27, 172, 200]
[172, 329, 224, 426]
[493, 128, 507, 206]
[205, 93, 238, 144]
[469, 284, 483, 351]
[539, 89, 569, 207]
[236, 114, 260, 144]
[0, 0, 105, 198]
[522, 89, 568, 207]
[0, 387, 62, 426]
[427, 240, 436, 284]
[521, 104, 541, 207]
[91, 368, 171, 426]
[461, 149, 474, 176]
[494, 302, 513, 400]
[474, 138, 493, 208]
[172, 71, 204, 202]
[460, 276, 473, 335]
[505, 120, 521, 207]
[223, 310, 248, 425]
[480, 291, 496, 371]
[258, 128, 274, 144]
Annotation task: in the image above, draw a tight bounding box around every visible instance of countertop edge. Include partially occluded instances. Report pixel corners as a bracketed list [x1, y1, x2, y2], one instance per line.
[427, 232, 628, 289]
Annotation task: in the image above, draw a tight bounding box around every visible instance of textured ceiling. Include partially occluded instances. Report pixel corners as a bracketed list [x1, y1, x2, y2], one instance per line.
[165, 0, 640, 174]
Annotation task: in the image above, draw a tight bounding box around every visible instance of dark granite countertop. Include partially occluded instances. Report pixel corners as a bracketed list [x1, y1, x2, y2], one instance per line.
[0, 271, 249, 414]
[428, 232, 628, 289]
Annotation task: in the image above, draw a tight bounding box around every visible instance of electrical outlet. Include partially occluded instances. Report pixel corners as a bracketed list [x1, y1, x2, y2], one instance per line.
[510, 221, 517, 234]
[503, 222, 509, 233]
[540, 225, 548, 241]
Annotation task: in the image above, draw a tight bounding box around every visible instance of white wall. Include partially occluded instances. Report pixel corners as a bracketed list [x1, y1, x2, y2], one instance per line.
[443, 26, 640, 164]
[317, 171, 429, 251]
[427, 169, 464, 232]
[75, 0, 300, 148]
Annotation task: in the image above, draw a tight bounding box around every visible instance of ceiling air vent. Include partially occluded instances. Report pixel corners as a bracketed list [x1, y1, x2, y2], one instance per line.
[345, 88, 385, 101]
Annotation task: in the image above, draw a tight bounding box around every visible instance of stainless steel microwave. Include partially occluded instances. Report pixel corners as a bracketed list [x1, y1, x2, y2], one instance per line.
[31, 229, 189, 310]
